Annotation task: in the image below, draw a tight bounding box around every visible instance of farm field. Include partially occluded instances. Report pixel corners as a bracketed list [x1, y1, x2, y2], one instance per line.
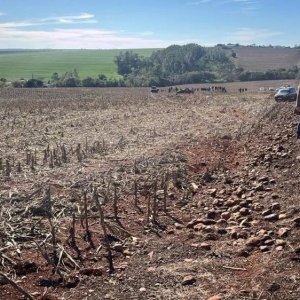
[0, 48, 158, 81]
[1, 80, 300, 300]
[231, 46, 300, 72]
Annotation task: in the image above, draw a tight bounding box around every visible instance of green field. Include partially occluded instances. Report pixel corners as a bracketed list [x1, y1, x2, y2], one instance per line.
[0, 48, 159, 81]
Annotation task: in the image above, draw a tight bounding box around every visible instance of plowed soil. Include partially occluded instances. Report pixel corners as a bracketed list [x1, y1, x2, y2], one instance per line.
[1, 80, 300, 300]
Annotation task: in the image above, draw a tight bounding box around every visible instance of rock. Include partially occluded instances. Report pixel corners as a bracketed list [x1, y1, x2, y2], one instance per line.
[245, 236, 261, 247]
[186, 219, 202, 229]
[264, 239, 274, 246]
[200, 242, 212, 250]
[79, 267, 103, 276]
[174, 223, 184, 229]
[194, 223, 205, 231]
[239, 208, 250, 216]
[293, 217, 300, 224]
[204, 233, 218, 241]
[224, 199, 236, 207]
[123, 249, 132, 256]
[202, 226, 215, 233]
[217, 228, 227, 235]
[278, 213, 287, 220]
[275, 239, 285, 246]
[207, 210, 218, 219]
[235, 187, 245, 197]
[270, 202, 280, 210]
[258, 176, 269, 182]
[277, 228, 290, 238]
[208, 189, 217, 197]
[190, 182, 198, 193]
[264, 213, 279, 221]
[112, 243, 125, 252]
[139, 287, 146, 292]
[208, 296, 221, 300]
[260, 245, 269, 252]
[271, 194, 279, 199]
[182, 275, 196, 285]
[262, 209, 272, 216]
[221, 212, 231, 220]
[229, 205, 240, 213]
[202, 219, 217, 225]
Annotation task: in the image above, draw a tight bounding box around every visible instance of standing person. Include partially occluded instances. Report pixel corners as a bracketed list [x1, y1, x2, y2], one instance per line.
[294, 86, 300, 138]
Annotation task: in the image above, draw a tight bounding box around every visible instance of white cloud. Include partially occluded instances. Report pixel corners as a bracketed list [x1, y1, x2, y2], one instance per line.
[187, 0, 211, 5]
[42, 13, 95, 23]
[226, 28, 283, 44]
[0, 27, 170, 49]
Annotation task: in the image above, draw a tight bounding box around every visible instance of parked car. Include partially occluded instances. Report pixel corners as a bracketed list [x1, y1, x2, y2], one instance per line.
[150, 86, 159, 93]
[274, 87, 297, 102]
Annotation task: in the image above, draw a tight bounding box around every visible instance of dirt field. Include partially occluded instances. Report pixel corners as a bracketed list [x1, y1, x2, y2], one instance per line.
[1, 80, 300, 300]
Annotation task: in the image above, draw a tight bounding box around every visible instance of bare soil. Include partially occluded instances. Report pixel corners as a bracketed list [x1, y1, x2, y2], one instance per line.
[231, 47, 300, 72]
[1, 80, 300, 300]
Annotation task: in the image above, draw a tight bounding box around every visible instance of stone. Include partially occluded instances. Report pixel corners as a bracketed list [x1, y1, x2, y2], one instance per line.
[112, 243, 125, 252]
[207, 210, 218, 219]
[221, 212, 231, 220]
[239, 208, 249, 216]
[194, 223, 205, 231]
[202, 219, 217, 225]
[293, 217, 300, 224]
[208, 296, 221, 300]
[275, 239, 285, 246]
[278, 213, 287, 220]
[245, 236, 261, 247]
[200, 242, 212, 250]
[224, 199, 236, 207]
[182, 275, 196, 285]
[208, 189, 217, 197]
[270, 202, 280, 210]
[186, 219, 202, 229]
[262, 209, 272, 216]
[260, 245, 269, 252]
[190, 183, 198, 193]
[277, 228, 290, 238]
[174, 223, 184, 229]
[264, 213, 279, 221]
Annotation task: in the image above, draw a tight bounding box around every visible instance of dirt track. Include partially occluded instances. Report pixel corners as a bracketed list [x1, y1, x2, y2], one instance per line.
[1, 82, 300, 300]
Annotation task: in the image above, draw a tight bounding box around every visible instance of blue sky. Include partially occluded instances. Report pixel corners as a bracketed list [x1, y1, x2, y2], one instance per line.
[0, 0, 298, 49]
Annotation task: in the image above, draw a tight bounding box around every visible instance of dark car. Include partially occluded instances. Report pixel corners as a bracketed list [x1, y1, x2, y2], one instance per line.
[274, 87, 297, 102]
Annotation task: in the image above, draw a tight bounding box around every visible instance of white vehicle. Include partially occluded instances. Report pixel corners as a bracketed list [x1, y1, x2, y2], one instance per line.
[259, 87, 266, 91]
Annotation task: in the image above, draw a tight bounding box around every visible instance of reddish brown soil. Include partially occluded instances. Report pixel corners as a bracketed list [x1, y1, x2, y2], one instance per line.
[1, 82, 300, 300]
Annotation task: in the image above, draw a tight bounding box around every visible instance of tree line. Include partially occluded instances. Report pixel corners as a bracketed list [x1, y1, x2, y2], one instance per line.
[2, 43, 300, 88]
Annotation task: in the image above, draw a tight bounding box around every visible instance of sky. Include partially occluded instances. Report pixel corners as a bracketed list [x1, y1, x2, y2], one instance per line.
[0, 0, 299, 49]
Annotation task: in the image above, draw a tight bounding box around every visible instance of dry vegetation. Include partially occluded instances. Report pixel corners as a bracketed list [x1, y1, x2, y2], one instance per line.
[1, 80, 300, 300]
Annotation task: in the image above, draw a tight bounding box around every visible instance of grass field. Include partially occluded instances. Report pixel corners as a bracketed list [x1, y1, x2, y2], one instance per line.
[0, 48, 159, 81]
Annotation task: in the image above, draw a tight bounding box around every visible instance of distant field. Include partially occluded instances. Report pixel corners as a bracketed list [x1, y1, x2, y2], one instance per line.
[0, 49, 159, 81]
[232, 46, 300, 72]
[1, 46, 300, 82]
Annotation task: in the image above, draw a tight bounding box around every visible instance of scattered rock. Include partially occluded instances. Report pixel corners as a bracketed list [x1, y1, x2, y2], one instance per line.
[264, 213, 279, 221]
[221, 212, 231, 220]
[277, 227, 290, 238]
[200, 242, 212, 250]
[182, 275, 196, 285]
[208, 295, 221, 300]
[174, 222, 184, 229]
